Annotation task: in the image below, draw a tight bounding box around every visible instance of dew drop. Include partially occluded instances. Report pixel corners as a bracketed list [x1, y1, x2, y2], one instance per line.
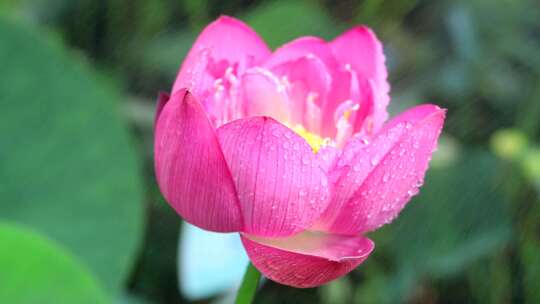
[265, 260, 280, 271]
[293, 272, 307, 280]
[407, 189, 418, 197]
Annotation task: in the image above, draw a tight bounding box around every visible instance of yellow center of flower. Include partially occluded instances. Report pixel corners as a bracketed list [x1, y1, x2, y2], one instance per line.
[292, 125, 326, 153]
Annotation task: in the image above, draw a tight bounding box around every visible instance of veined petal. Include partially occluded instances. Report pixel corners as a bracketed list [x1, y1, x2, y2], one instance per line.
[217, 117, 330, 237]
[330, 26, 390, 132]
[172, 15, 271, 95]
[241, 232, 374, 288]
[316, 105, 446, 234]
[154, 89, 243, 232]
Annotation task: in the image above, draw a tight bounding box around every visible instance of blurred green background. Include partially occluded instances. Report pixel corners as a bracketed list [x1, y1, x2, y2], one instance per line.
[1, 0, 539, 303]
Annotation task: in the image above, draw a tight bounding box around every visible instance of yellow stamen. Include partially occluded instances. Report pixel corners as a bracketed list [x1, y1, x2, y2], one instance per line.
[343, 109, 352, 120]
[292, 125, 327, 153]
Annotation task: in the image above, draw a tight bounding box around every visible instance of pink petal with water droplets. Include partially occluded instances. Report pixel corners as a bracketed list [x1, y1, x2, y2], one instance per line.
[241, 232, 374, 288]
[316, 104, 446, 234]
[154, 89, 243, 232]
[217, 117, 330, 237]
[317, 145, 341, 174]
[241, 67, 291, 123]
[172, 15, 271, 95]
[330, 26, 390, 132]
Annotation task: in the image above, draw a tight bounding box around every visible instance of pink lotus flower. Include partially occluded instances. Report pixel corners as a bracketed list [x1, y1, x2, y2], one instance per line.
[155, 16, 445, 288]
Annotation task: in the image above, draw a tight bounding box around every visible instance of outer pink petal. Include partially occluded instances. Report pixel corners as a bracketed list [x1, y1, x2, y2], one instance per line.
[154, 89, 243, 232]
[172, 15, 271, 95]
[241, 67, 291, 123]
[316, 104, 446, 234]
[217, 117, 329, 237]
[330, 26, 390, 132]
[241, 232, 374, 288]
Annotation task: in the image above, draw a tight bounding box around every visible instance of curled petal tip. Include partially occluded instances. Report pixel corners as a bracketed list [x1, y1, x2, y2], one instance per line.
[215, 15, 245, 26]
[154, 91, 170, 127]
[348, 25, 376, 35]
[425, 103, 447, 114]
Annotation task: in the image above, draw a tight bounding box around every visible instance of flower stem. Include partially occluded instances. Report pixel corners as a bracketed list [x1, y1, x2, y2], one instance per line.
[235, 263, 261, 304]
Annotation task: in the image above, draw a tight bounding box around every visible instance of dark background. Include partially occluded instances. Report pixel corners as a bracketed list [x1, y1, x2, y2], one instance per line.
[1, 0, 539, 303]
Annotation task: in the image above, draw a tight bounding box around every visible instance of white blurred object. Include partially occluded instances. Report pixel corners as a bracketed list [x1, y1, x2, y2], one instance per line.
[179, 223, 249, 300]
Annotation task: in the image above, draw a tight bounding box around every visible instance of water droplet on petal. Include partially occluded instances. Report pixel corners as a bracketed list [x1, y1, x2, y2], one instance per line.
[407, 188, 418, 197]
[405, 121, 413, 130]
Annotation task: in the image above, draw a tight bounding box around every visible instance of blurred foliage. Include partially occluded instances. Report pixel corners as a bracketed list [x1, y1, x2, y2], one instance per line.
[0, 222, 109, 304]
[362, 151, 512, 302]
[0, 0, 539, 303]
[0, 14, 144, 296]
[490, 129, 528, 161]
[245, 1, 339, 48]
